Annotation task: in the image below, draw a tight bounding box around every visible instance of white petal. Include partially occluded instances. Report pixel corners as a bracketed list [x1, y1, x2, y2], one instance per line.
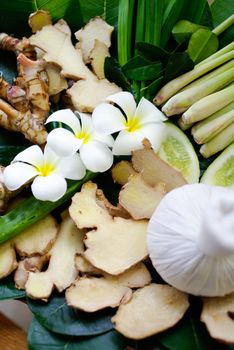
[92, 132, 114, 148]
[31, 174, 67, 202]
[92, 103, 126, 135]
[45, 109, 81, 134]
[55, 153, 86, 180]
[141, 123, 166, 151]
[12, 145, 44, 168]
[135, 97, 167, 124]
[46, 128, 83, 157]
[112, 130, 144, 156]
[106, 91, 136, 118]
[80, 141, 113, 172]
[3, 162, 38, 191]
[80, 113, 93, 133]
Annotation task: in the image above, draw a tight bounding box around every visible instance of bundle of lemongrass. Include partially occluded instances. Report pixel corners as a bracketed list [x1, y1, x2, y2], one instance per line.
[154, 40, 234, 158]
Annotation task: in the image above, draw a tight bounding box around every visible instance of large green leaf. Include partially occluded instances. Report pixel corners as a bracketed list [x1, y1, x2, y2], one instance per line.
[0, 275, 26, 300]
[27, 293, 114, 336]
[0, 0, 84, 36]
[211, 0, 234, 48]
[79, 0, 119, 26]
[158, 311, 217, 350]
[28, 318, 128, 350]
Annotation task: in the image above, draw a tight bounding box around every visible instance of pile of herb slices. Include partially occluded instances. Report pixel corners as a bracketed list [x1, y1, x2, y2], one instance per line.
[0, 0, 233, 349]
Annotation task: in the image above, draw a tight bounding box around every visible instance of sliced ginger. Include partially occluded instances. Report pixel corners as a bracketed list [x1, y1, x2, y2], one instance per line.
[90, 40, 110, 79]
[201, 294, 234, 344]
[28, 10, 52, 33]
[75, 17, 114, 63]
[112, 283, 189, 339]
[132, 140, 187, 191]
[54, 19, 71, 36]
[29, 25, 95, 81]
[119, 174, 166, 220]
[46, 63, 68, 96]
[14, 255, 48, 289]
[25, 211, 85, 300]
[112, 161, 137, 185]
[14, 215, 58, 257]
[0, 242, 17, 279]
[75, 255, 102, 275]
[69, 182, 148, 275]
[66, 262, 151, 312]
[67, 78, 121, 113]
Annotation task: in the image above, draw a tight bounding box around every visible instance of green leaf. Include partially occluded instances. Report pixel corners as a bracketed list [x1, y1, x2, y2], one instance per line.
[28, 318, 128, 350]
[0, 0, 83, 36]
[187, 28, 219, 64]
[0, 171, 96, 244]
[179, 0, 207, 25]
[0, 275, 26, 300]
[158, 312, 217, 350]
[164, 52, 194, 82]
[211, 0, 234, 47]
[136, 43, 170, 63]
[124, 63, 162, 81]
[140, 76, 164, 97]
[172, 20, 204, 44]
[79, 0, 119, 26]
[145, 0, 164, 47]
[27, 294, 114, 336]
[104, 57, 131, 91]
[0, 145, 27, 166]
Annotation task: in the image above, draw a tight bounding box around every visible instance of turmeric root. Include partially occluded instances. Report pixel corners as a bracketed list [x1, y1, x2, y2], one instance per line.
[0, 76, 29, 112]
[0, 98, 47, 144]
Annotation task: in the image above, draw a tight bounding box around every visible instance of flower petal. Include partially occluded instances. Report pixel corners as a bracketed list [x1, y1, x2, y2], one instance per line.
[31, 174, 67, 202]
[112, 130, 145, 156]
[55, 153, 86, 180]
[45, 109, 81, 134]
[92, 132, 114, 147]
[12, 145, 44, 168]
[135, 97, 167, 124]
[80, 141, 113, 172]
[46, 128, 83, 157]
[141, 123, 166, 151]
[80, 113, 93, 133]
[4, 162, 38, 191]
[92, 103, 126, 135]
[106, 91, 136, 118]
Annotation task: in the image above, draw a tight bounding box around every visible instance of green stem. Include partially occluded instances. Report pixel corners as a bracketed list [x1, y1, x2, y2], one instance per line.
[145, 0, 163, 47]
[200, 122, 234, 158]
[118, 0, 136, 66]
[212, 14, 234, 36]
[0, 171, 96, 244]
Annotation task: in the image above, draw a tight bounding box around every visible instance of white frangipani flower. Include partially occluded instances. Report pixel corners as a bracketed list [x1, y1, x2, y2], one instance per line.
[3, 145, 86, 202]
[46, 109, 114, 172]
[92, 91, 167, 155]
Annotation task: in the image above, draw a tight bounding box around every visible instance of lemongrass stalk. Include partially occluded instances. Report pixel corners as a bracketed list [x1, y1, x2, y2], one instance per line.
[180, 59, 234, 92]
[192, 108, 234, 144]
[196, 42, 234, 67]
[200, 122, 234, 158]
[118, 0, 136, 66]
[154, 50, 234, 105]
[182, 83, 234, 124]
[212, 14, 234, 36]
[162, 67, 234, 116]
[177, 117, 193, 130]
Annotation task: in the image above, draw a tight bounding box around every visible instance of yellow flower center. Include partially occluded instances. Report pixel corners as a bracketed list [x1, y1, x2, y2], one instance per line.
[75, 130, 91, 144]
[125, 117, 141, 132]
[38, 163, 55, 177]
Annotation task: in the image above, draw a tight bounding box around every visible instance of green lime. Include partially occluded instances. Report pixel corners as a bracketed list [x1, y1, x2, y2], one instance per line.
[200, 142, 234, 187]
[158, 122, 200, 183]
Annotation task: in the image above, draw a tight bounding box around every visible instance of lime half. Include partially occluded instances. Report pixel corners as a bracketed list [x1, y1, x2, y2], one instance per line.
[158, 122, 200, 183]
[200, 142, 234, 187]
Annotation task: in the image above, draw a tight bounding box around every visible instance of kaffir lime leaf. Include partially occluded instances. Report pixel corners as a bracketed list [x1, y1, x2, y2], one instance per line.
[200, 142, 234, 187]
[158, 122, 200, 183]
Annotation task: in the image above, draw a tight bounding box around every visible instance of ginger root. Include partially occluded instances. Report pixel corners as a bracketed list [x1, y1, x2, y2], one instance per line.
[69, 182, 148, 275]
